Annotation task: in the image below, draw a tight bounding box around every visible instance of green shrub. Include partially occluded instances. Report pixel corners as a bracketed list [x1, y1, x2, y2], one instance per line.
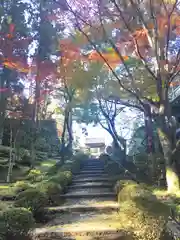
[26, 169, 45, 182]
[49, 171, 72, 188]
[60, 164, 72, 172]
[0, 207, 35, 238]
[47, 165, 59, 175]
[58, 171, 72, 187]
[71, 160, 81, 174]
[35, 137, 51, 152]
[13, 181, 32, 193]
[0, 201, 10, 211]
[14, 188, 48, 215]
[41, 181, 62, 195]
[116, 181, 171, 240]
[118, 199, 171, 240]
[37, 181, 63, 205]
[117, 181, 156, 203]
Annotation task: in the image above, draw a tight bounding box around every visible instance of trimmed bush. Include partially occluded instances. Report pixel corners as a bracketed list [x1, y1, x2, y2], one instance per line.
[47, 165, 59, 175]
[0, 201, 10, 211]
[0, 207, 35, 239]
[118, 199, 171, 240]
[49, 171, 72, 188]
[116, 181, 171, 240]
[117, 181, 156, 203]
[71, 160, 81, 174]
[60, 164, 72, 172]
[26, 169, 45, 182]
[37, 181, 63, 205]
[42, 181, 62, 195]
[14, 188, 48, 215]
[13, 181, 32, 193]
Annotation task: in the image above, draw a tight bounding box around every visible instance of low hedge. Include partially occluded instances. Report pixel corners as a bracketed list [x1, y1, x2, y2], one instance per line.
[48, 171, 72, 188]
[0, 207, 35, 239]
[12, 181, 32, 194]
[36, 181, 63, 205]
[26, 169, 46, 182]
[116, 180, 154, 202]
[115, 180, 171, 240]
[14, 188, 48, 222]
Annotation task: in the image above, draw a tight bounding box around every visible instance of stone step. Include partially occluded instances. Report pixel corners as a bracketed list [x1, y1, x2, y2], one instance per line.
[60, 192, 116, 198]
[81, 168, 104, 171]
[73, 173, 108, 178]
[32, 211, 125, 240]
[81, 163, 104, 166]
[72, 177, 118, 183]
[81, 166, 105, 168]
[33, 229, 125, 240]
[46, 201, 119, 214]
[81, 160, 103, 163]
[79, 170, 104, 174]
[69, 182, 113, 189]
[64, 188, 113, 196]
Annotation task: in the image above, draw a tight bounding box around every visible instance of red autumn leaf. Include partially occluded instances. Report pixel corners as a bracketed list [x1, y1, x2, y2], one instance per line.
[0, 88, 9, 92]
[9, 24, 15, 34]
[40, 89, 53, 95]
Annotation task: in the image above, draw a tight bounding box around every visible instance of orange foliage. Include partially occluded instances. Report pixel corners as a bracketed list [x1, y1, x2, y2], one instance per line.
[3, 58, 29, 73]
[59, 39, 82, 69]
[148, 14, 180, 36]
[133, 29, 149, 47]
[88, 50, 129, 64]
[0, 23, 32, 74]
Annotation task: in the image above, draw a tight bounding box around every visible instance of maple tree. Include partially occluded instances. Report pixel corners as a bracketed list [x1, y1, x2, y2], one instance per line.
[0, 1, 32, 147]
[73, 66, 128, 160]
[53, 0, 180, 192]
[0, 0, 64, 169]
[56, 56, 101, 158]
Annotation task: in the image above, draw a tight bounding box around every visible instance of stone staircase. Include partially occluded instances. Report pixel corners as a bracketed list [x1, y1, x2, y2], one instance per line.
[32, 159, 126, 239]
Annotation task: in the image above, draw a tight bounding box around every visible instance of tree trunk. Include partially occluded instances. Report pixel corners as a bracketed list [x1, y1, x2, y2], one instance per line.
[6, 127, 13, 183]
[144, 103, 156, 182]
[60, 108, 69, 162]
[0, 68, 10, 145]
[157, 126, 179, 193]
[66, 110, 73, 152]
[110, 122, 126, 164]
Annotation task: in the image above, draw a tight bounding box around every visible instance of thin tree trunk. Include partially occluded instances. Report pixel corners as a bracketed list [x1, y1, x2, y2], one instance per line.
[0, 68, 10, 145]
[60, 108, 69, 162]
[6, 126, 13, 183]
[110, 123, 126, 163]
[144, 103, 156, 182]
[157, 125, 179, 193]
[66, 109, 73, 152]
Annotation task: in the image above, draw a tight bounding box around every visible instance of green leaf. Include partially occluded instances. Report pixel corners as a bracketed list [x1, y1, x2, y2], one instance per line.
[7, 16, 12, 24]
